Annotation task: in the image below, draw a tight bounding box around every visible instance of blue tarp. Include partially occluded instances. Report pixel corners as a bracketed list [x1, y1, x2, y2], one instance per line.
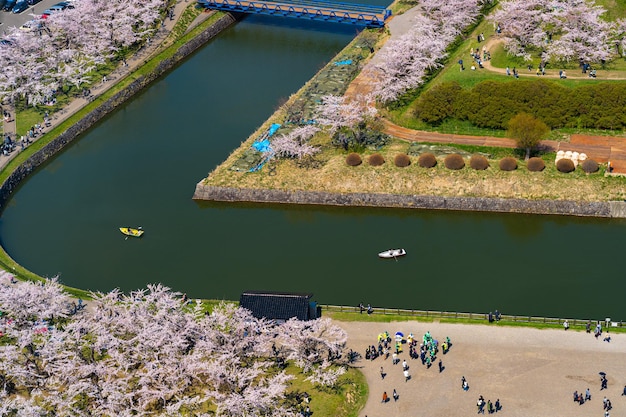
[268, 123, 281, 136]
[334, 59, 352, 66]
[249, 123, 281, 172]
[252, 139, 271, 153]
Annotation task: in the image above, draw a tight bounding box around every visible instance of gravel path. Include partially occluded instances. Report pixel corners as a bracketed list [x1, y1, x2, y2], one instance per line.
[336, 319, 626, 417]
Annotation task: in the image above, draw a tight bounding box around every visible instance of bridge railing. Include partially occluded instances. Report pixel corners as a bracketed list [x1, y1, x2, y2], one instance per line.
[197, 0, 391, 27]
[321, 304, 624, 329]
[263, 0, 388, 13]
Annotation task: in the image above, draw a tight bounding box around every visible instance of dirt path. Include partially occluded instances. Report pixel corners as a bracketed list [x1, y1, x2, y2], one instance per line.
[337, 319, 626, 417]
[479, 36, 626, 80]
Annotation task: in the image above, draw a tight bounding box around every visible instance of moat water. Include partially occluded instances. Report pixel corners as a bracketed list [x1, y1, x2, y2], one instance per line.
[1, 13, 625, 320]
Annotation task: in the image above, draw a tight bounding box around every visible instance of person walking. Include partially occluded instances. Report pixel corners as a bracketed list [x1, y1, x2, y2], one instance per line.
[438, 359, 444, 373]
[392, 389, 399, 402]
[601, 374, 608, 390]
[382, 391, 388, 403]
[462, 376, 469, 391]
[380, 367, 385, 380]
[585, 388, 591, 401]
[477, 396, 485, 414]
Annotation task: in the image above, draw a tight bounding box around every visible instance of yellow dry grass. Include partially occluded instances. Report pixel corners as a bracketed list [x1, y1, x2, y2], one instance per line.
[202, 133, 626, 202]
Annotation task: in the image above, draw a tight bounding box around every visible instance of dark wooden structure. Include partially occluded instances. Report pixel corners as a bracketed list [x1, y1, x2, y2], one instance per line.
[240, 291, 320, 322]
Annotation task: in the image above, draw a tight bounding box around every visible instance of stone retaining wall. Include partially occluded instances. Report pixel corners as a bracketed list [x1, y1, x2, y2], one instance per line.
[0, 13, 237, 208]
[193, 184, 626, 218]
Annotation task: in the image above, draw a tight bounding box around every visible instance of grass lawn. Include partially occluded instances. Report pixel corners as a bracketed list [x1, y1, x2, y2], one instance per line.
[325, 310, 626, 333]
[387, 1, 626, 136]
[284, 364, 368, 417]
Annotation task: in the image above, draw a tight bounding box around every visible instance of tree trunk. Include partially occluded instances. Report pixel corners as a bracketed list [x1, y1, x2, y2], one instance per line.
[525, 147, 531, 161]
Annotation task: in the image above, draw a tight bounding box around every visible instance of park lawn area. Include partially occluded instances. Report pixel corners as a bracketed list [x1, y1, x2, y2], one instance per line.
[387, 0, 626, 135]
[284, 364, 368, 417]
[382, 113, 510, 138]
[596, 0, 626, 20]
[489, 41, 626, 73]
[326, 310, 626, 333]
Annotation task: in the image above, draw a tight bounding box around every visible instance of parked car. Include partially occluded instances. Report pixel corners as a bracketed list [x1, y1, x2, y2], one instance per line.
[41, 1, 72, 17]
[20, 19, 41, 31]
[3, 0, 17, 11]
[0, 0, 7, 9]
[12, 0, 28, 13]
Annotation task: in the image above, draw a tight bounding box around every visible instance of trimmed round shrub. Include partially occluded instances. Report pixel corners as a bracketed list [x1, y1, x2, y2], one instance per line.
[418, 152, 437, 168]
[469, 155, 489, 170]
[369, 153, 385, 166]
[581, 159, 599, 173]
[499, 157, 518, 171]
[346, 153, 362, 166]
[444, 153, 465, 170]
[527, 157, 545, 172]
[556, 158, 576, 173]
[394, 153, 411, 168]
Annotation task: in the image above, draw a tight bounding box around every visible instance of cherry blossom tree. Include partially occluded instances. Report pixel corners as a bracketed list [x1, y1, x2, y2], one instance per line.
[0, 0, 168, 104]
[270, 125, 320, 160]
[372, 0, 484, 103]
[315, 94, 377, 133]
[491, 0, 616, 63]
[276, 317, 347, 387]
[0, 279, 349, 415]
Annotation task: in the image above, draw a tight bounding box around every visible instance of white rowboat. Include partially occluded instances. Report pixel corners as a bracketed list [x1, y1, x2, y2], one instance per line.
[378, 249, 406, 259]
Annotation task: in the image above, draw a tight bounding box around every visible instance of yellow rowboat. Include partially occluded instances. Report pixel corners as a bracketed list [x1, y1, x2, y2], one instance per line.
[120, 227, 144, 237]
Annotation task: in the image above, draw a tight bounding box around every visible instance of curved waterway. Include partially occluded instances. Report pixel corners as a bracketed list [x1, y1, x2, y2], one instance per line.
[1, 14, 626, 320]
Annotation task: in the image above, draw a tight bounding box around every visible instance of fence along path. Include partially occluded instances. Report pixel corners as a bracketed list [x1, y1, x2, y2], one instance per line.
[322, 304, 624, 329]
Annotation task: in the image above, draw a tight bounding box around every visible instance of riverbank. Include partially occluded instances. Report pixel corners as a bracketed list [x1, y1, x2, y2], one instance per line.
[0, 9, 238, 284]
[337, 318, 626, 417]
[0, 11, 237, 207]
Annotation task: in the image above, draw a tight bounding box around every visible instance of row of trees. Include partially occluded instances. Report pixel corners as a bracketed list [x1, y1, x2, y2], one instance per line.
[0, 0, 168, 105]
[492, 0, 626, 63]
[372, 0, 492, 103]
[0, 279, 348, 416]
[413, 80, 626, 130]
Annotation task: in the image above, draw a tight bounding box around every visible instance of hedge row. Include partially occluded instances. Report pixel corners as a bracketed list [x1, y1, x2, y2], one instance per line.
[345, 153, 601, 174]
[413, 80, 626, 130]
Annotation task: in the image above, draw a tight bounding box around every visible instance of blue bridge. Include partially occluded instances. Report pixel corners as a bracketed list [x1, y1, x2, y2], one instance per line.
[197, 0, 392, 28]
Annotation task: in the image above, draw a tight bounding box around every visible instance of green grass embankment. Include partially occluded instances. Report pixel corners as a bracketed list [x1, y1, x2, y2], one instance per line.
[0, 11, 230, 289]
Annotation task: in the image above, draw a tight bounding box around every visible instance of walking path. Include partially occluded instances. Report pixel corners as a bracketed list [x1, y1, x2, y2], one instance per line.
[337, 318, 626, 417]
[345, 11, 626, 174]
[0, 3, 215, 171]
